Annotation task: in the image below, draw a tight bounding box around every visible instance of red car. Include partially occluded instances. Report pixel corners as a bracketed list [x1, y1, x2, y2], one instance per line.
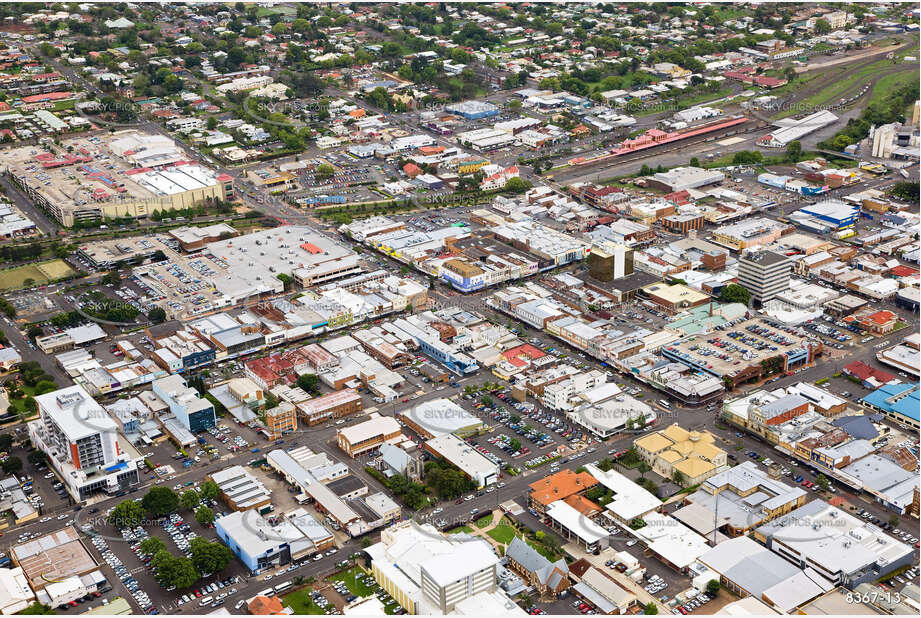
[69, 601, 78, 607]
[678, 608, 688, 615]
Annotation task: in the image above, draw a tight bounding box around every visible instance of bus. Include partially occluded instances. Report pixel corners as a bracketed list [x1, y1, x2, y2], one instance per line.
[257, 588, 274, 597]
[659, 399, 671, 409]
[274, 582, 292, 594]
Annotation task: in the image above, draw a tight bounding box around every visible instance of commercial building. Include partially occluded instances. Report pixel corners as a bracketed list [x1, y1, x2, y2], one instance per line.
[0, 131, 233, 226]
[675, 461, 807, 539]
[264, 402, 297, 440]
[738, 251, 791, 304]
[9, 527, 107, 607]
[365, 521, 521, 615]
[640, 282, 710, 314]
[215, 508, 335, 574]
[424, 434, 499, 488]
[796, 199, 860, 230]
[860, 383, 919, 431]
[297, 389, 362, 425]
[446, 101, 499, 120]
[647, 167, 725, 192]
[0, 566, 35, 614]
[28, 386, 140, 500]
[634, 424, 727, 486]
[337, 414, 402, 457]
[712, 218, 791, 251]
[758, 110, 839, 148]
[754, 500, 914, 587]
[698, 536, 835, 613]
[398, 398, 484, 439]
[210, 465, 272, 513]
[528, 469, 598, 515]
[151, 374, 215, 432]
[545, 500, 610, 552]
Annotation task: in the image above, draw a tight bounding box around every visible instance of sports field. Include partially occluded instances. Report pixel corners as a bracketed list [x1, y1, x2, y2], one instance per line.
[0, 259, 76, 290]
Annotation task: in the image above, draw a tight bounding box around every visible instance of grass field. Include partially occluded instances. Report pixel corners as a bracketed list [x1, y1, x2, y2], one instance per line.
[330, 567, 375, 598]
[475, 514, 494, 529]
[486, 523, 517, 545]
[281, 590, 324, 615]
[447, 525, 474, 534]
[867, 70, 918, 108]
[0, 259, 76, 290]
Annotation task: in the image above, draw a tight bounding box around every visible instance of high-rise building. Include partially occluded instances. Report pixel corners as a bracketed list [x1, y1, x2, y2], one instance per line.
[265, 401, 297, 439]
[738, 251, 791, 304]
[29, 385, 140, 499]
[588, 245, 633, 281]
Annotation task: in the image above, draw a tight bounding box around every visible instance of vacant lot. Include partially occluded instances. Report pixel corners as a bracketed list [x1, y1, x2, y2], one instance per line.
[0, 259, 76, 290]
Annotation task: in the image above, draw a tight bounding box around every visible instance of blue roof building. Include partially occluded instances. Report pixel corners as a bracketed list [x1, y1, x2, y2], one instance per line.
[860, 382, 919, 431]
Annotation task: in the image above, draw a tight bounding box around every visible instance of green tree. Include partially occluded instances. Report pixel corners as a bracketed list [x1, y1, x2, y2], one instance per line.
[195, 505, 215, 526]
[814, 474, 830, 491]
[316, 163, 335, 179]
[108, 500, 147, 528]
[152, 550, 200, 589]
[814, 18, 831, 34]
[140, 536, 167, 557]
[504, 177, 532, 194]
[672, 470, 686, 487]
[190, 536, 233, 573]
[690, 157, 700, 167]
[198, 479, 220, 501]
[638, 461, 651, 479]
[706, 579, 721, 595]
[142, 486, 179, 518]
[785, 140, 803, 163]
[719, 283, 751, 306]
[296, 373, 320, 395]
[148, 307, 167, 324]
[1, 456, 22, 473]
[180, 490, 201, 511]
[644, 602, 659, 615]
[0, 433, 12, 451]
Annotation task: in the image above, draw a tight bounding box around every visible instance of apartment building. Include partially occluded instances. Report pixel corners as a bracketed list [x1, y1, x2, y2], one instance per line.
[337, 414, 402, 457]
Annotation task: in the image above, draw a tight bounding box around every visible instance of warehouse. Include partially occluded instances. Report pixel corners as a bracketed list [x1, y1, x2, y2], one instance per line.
[647, 166, 725, 192]
[424, 434, 499, 488]
[795, 199, 859, 229]
[446, 100, 499, 120]
[456, 127, 516, 151]
[757, 110, 838, 148]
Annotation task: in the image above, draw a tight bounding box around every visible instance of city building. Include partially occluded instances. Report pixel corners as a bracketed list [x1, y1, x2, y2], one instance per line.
[754, 500, 914, 587]
[151, 374, 216, 433]
[634, 424, 727, 486]
[738, 251, 791, 304]
[264, 402, 297, 440]
[0, 566, 35, 615]
[528, 469, 598, 515]
[209, 465, 272, 513]
[297, 389, 363, 425]
[28, 386, 141, 499]
[504, 537, 570, 596]
[364, 521, 522, 615]
[337, 414, 403, 457]
[424, 434, 499, 488]
[398, 398, 484, 439]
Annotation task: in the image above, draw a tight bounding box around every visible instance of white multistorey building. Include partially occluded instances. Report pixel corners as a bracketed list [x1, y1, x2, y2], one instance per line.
[365, 521, 526, 615]
[28, 385, 141, 500]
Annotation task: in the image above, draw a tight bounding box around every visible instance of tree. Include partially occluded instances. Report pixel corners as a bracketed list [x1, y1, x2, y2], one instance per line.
[672, 470, 686, 487]
[814, 474, 830, 491]
[190, 537, 233, 573]
[198, 479, 220, 501]
[644, 602, 659, 614]
[296, 373, 320, 395]
[142, 486, 179, 518]
[1, 456, 22, 473]
[509, 438, 521, 451]
[180, 490, 201, 511]
[108, 500, 146, 528]
[195, 505, 215, 526]
[148, 307, 166, 324]
[814, 18, 831, 34]
[785, 140, 803, 163]
[638, 461, 651, 479]
[689, 157, 700, 167]
[152, 550, 200, 589]
[706, 579, 721, 595]
[140, 537, 167, 557]
[206, 116, 218, 130]
[504, 177, 532, 194]
[719, 283, 751, 306]
[316, 163, 335, 179]
[0, 433, 12, 451]
[888, 515, 900, 528]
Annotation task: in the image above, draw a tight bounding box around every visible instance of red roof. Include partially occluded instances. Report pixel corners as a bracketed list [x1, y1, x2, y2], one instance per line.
[403, 163, 422, 178]
[891, 265, 918, 278]
[300, 242, 322, 255]
[865, 310, 896, 325]
[216, 173, 233, 182]
[21, 91, 73, 103]
[843, 361, 895, 384]
[502, 344, 546, 368]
